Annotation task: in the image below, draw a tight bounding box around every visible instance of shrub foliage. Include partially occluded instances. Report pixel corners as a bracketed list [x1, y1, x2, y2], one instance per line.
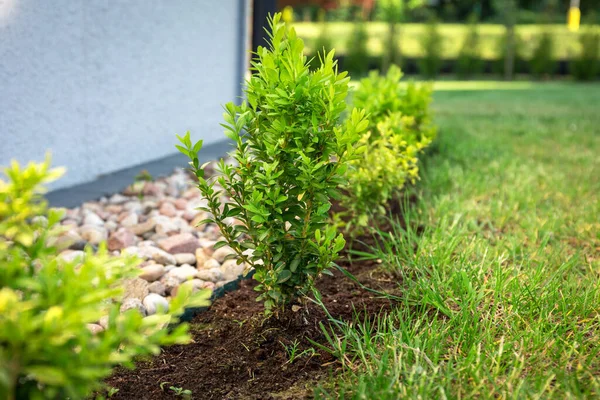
[530, 31, 556, 78]
[344, 19, 370, 77]
[418, 15, 444, 78]
[571, 27, 600, 81]
[0, 157, 210, 400]
[456, 15, 484, 78]
[178, 13, 368, 314]
[342, 66, 436, 228]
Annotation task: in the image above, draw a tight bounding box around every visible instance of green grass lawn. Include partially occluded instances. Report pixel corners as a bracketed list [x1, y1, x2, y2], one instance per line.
[295, 22, 596, 60]
[316, 82, 600, 398]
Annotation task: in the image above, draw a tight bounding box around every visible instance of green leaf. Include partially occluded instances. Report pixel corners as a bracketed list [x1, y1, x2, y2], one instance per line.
[277, 270, 292, 283]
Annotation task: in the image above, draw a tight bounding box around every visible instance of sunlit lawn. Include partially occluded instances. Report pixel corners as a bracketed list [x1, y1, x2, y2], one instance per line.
[294, 22, 594, 59]
[316, 82, 600, 398]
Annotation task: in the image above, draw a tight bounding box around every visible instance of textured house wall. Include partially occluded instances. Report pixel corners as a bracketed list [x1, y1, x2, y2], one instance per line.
[0, 0, 244, 189]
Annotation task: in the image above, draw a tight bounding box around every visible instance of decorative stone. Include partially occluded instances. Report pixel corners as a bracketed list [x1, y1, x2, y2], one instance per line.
[59, 250, 85, 263]
[221, 259, 245, 281]
[120, 298, 147, 315]
[130, 219, 156, 236]
[212, 246, 236, 263]
[124, 200, 143, 214]
[79, 225, 108, 244]
[123, 278, 149, 300]
[196, 268, 224, 283]
[83, 211, 104, 226]
[107, 228, 136, 251]
[87, 324, 104, 334]
[120, 213, 139, 227]
[174, 198, 188, 210]
[143, 294, 169, 315]
[55, 229, 82, 249]
[139, 263, 166, 282]
[174, 252, 196, 265]
[201, 258, 220, 270]
[138, 244, 177, 265]
[158, 233, 200, 254]
[109, 193, 129, 204]
[152, 216, 179, 236]
[148, 281, 167, 296]
[159, 275, 180, 294]
[105, 220, 118, 232]
[159, 202, 177, 217]
[195, 248, 208, 268]
[166, 264, 198, 283]
[98, 315, 110, 330]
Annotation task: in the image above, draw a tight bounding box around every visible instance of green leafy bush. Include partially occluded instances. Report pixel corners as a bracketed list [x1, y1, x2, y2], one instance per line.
[0, 157, 210, 399]
[571, 27, 600, 81]
[418, 15, 443, 79]
[530, 31, 556, 78]
[456, 15, 484, 79]
[177, 13, 367, 314]
[352, 66, 436, 140]
[344, 19, 369, 77]
[343, 66, 436, 228]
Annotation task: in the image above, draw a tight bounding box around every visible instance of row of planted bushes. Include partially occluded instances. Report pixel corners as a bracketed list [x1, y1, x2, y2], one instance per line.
[0, 12, 435, 399]
[311, 19, 600, 80]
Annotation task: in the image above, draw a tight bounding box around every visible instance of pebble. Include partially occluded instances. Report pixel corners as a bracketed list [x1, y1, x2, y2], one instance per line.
[202, 258, 221, 270]
[158, 233, 200, 254]
[59, 250, 85, 263]
[195, 248, 208, 268]
[212, 246, 236, 263]
[143, 294, 170, 315]
[123, 278, 149, 300]
[79, 225, 108, 244]
[174, 252, 196, 265]
[148, 281, 167, 296]
[107, 228, 136, 251]
[221, 259, 245, 281]
[159, 202, 178, 217]
[166, 264, 198, 283]
[83, 211, 104, 226]
[139, 263, 166, 282]
[120, 213, 139, 227]
[196, 268, 224, 283]
[120, 298, 147, 315]
[87, 324, 104, 334]
[130, 219, 156, 236]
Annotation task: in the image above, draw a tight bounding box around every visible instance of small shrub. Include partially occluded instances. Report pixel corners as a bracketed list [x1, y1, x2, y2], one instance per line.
[0, 156, 210, 399]
[456, 15, 484, 79]
[344, 19, 370, 76]
[177, 13, 367, 314]
[352, 66, 436, 139]
[418, 15, 443, 79]
[343, 66, 436, 228]
[571, 27, 600, 81]
[530, 31, 556, 78]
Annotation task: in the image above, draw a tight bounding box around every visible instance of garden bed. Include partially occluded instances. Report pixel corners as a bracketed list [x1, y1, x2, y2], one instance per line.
[106, 242, 399, 399]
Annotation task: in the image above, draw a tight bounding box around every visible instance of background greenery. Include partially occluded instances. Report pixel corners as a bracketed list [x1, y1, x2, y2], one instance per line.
[296, 22, 595, 60]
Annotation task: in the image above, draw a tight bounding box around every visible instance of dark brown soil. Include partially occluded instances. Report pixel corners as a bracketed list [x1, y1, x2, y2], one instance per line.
[106, 254, 399, 400]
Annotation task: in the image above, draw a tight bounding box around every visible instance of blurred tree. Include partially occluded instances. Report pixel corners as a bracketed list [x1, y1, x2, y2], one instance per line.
[419, 13, 444, 78]
[494, 0, 517, 80]
[456, 13, 484, 78]
[379, 0, 426, 72]
[345, 15, 370, 75]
